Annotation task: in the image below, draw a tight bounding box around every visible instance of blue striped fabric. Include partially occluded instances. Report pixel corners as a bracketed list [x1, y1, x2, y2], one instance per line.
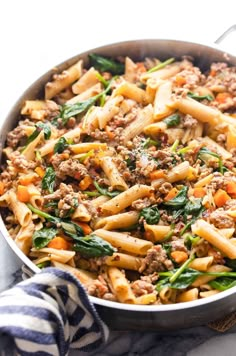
[0, 267, 109, 355]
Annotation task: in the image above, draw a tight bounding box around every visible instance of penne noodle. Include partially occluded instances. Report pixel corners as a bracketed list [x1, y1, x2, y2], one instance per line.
[8, 191, 32, 227]
[176, 288, 199, 303]
[94, 211, 139, 230]
[105, 253, 143, 271]
[189, 256, 214, 272]
[192, 219, 236, 259]
[144, 223, 171, 242]
[100, 156, 128, 191]
[135, 293, 157, 305]
[121, 104, 154, 144]
[51, 261, 97, 286]
[72, 67, 99, 94]
[100, 184, 153, 215]
[66, 83, 103, 104]
[191, 264, 232, 287]
[114, 81, 150, 105]
[70, 142, 107, 154]
[153, 80, 174, 120]
[94, 229, 153, 255]
[45, 59, 83, 99]
[107, 267, 136, 304]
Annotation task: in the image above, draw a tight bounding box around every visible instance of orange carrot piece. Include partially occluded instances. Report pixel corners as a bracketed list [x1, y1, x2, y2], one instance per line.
[136, 62, 147, 73]
[105, 126, 115, 140]
[213, 189, 231, 207]
[0, 182, 5, 195]
[193, 187, 206, 198]
[48, 236, 70, 250]
[16, 185, 30, 202]
[35, 167, 45, 178]
[209, 69, 217, 77]
[79, 175, 93, 190]
[226, 181, 236, 196]
[215, 92, 232, 104]
[164, 187, 178, 201]
[150, 170, 166, 180]
[171, 251, 188, 264]
[175, 75, 186, 86]
[19, 174, 37, 186]
[76, 222, 92, 235]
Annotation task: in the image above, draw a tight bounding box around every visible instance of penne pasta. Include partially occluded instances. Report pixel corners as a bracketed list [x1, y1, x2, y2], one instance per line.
[94, 229, 153, 255]
[45, 59, 83, 99]
[99, 156, 128, 191]
[192, 220, 236, 259]
[100, 184, 153, 215]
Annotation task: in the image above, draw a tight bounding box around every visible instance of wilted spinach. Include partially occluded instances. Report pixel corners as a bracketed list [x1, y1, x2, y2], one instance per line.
[26, 122, 51, 145]
[140, 205, 160, 225]
[42, 167, 56, 193]
[94, 181, 121, 198]
[164, 113, 181, 128]
[187, 92, 214, 101]
[33, 227, 57, 249]
[54, 137, 69, 154]
[89, 53, 125, 75]
[163, 186, 188, 208]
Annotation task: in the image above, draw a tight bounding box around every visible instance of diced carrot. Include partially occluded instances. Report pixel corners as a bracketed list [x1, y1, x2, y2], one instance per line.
[79, 175, 93, 190]
[136, 62, 147, 73]
[213, 189, 231, 207]
[16, 185, 30, 202]
[171, 251, 188, 264]
[76, 222, 92, 235]
[149, 170, 166, 180]
[226, 181, 236, 197]
[209, 69, 217, 77]
[74, 172, 81, 180]
[105, 126, 115, 140]
[164, 187, 178, 201]
[215, 92, 232, 104]
[19, 173, 37, 186]
[175, 75, 186, 86]
[0, 181, 5, 195]
[35, 166, 45, 178]
[48, 236, 70, 250]
[193, 187, 206, 198]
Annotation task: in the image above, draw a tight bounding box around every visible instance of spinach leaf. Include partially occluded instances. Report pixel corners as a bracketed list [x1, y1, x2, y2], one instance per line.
[42, 167, 56, 193]
[147, 57, 175, 74]
[37, 261, 51, 269]
[164, 113, 181, 128]
[156, 268, 201, 291]
[73, 234, 116, 257]
[26, 122, 51, 145]
[94, 181, 121, 198]
[33, 227, 57, 249]
[89, 53, 125, 75]
[187, 92, 214, 101]
[53, 79, 113, 126]
[209, 277, 236, 291]
[140, 205, 160, 224]
[224, 258, 236, 271]
[54, 137, 69, 154]
[184, 198, 202, 216]
[163, 186, 188, 208]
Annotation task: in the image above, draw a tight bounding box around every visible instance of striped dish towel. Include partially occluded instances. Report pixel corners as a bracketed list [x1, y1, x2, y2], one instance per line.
[0, 267, 109, 355]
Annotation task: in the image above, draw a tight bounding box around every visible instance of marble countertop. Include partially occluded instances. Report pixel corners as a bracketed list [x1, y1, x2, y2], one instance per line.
[1, 1, 236, 354]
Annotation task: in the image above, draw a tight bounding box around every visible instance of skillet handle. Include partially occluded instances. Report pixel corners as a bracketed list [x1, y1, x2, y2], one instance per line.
[214, 24, 236, 52]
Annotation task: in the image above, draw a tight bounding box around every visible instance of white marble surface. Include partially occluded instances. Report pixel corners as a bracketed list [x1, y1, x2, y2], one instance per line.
[1, 1, 236, 354]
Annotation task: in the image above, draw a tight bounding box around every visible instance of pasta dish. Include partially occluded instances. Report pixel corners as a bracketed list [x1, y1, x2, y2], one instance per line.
[1, 53, 236, 305]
